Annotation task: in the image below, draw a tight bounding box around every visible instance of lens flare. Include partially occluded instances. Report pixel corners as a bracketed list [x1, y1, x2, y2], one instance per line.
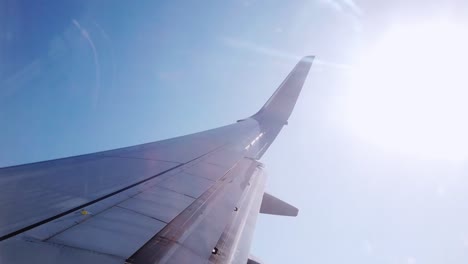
[345, 20, 468, 160]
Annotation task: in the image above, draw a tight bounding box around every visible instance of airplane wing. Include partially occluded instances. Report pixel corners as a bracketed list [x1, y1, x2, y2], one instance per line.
[0, 56, 314, 264]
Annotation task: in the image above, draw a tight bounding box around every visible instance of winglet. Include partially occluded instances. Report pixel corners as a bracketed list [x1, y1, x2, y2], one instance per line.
[252, 56, 314, 124]
[260, 192, 299, 217]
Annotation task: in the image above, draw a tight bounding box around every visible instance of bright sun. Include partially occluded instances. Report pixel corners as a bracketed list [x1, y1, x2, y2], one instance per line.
[345, 19, 468, 160]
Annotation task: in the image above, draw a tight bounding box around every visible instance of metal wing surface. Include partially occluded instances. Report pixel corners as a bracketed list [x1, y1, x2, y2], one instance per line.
[0, 56, 314, 264]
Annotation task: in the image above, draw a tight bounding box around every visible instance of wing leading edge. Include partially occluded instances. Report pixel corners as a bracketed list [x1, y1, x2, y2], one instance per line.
[0, 56, 314, 264]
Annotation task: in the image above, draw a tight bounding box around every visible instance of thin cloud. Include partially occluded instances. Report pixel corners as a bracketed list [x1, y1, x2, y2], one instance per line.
[342, 0, 363, 16]
[407, 257, 417, 264]
[320, 0, 363, 17]
[93, 21, 116, 91]
[72, 19, 101, 107]
[318, 0, 364, 32]
[320, 0, 344, 12]
[0, 58, 42, 102]
[363, 239, 374, 255]
[221, 37, 351, 71]
[221, 37, 302, 62]
[315, 58, 352, 70]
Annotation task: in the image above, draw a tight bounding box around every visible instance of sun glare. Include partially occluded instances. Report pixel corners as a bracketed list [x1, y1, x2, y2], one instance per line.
[345, 19, 468, 160]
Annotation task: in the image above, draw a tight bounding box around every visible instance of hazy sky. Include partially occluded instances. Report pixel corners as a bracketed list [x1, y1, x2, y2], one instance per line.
[2, 1, 468, 263]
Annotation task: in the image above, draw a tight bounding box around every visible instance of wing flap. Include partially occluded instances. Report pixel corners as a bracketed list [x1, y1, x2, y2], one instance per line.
[49, 206, 166, 258]
[127, 158, 259, 264]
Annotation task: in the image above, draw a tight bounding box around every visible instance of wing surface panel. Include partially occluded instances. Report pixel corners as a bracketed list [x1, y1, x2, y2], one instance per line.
[127, 158, 259, 263]
[0, 157, 176, 238]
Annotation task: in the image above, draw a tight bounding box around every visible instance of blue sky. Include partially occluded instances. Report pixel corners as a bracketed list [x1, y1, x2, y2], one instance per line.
[2, 1, 468, 263]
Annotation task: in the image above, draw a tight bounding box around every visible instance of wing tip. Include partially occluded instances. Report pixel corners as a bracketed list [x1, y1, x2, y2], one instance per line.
[251, 55, 314, 123]
[302, 55, 315, 63]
